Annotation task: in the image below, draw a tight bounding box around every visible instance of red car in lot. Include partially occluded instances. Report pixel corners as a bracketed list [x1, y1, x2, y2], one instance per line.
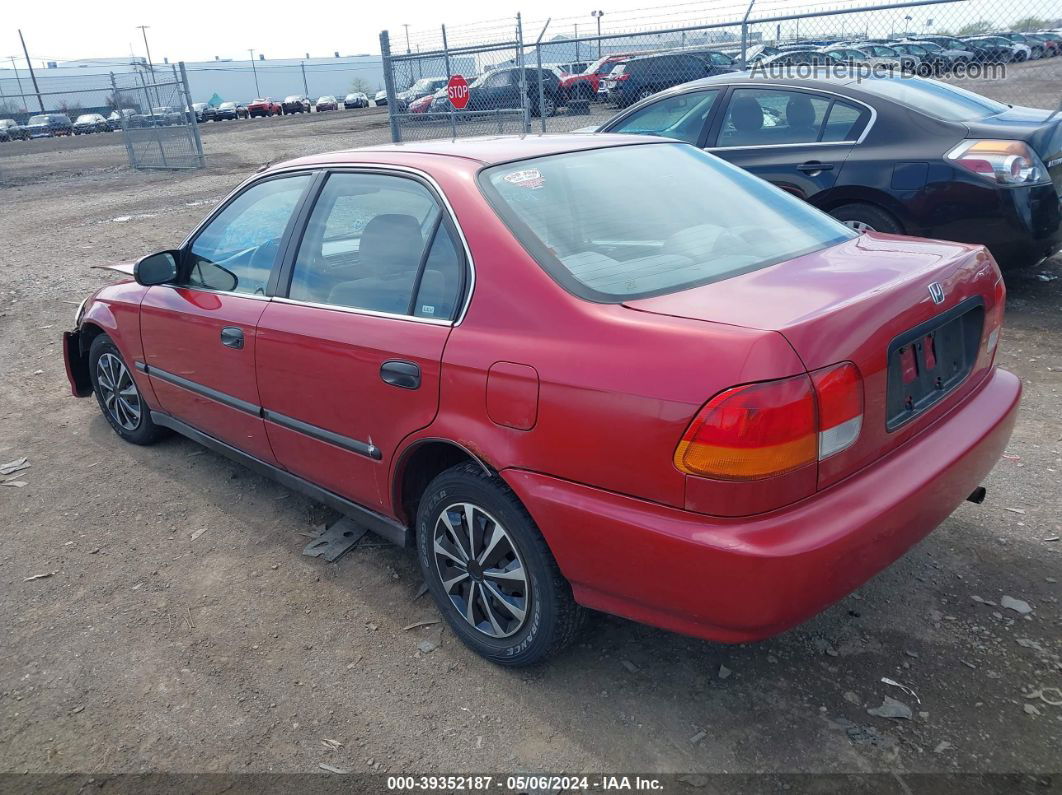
[559, 53, 643, 101]
[63, 136, 1019, 665]
[247, 97, 281, 117]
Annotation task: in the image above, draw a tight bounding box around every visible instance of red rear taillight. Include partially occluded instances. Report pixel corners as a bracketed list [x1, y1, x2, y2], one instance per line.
[675, 363, 864, 480]
[811, 362, 863, 459]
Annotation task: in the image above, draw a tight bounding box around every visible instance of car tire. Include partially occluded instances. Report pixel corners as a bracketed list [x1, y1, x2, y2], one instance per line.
[89, 334, 165, 446]
[830, 203, 904, 235]
[415, 462, 586, 666]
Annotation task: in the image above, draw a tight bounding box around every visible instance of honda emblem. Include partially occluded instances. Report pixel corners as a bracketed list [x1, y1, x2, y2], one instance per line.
[928, 282, 945, 304]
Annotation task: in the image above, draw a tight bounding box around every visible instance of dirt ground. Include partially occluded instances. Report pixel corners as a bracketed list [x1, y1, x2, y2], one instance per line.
[0, 94, 1060, 785]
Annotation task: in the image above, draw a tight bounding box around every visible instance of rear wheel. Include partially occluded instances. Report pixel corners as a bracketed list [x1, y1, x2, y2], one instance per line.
[531, 96, 556, 118]
[829, 203, 904, 235]
[89, 334, 164, 446]
[415, 463, 585, 666]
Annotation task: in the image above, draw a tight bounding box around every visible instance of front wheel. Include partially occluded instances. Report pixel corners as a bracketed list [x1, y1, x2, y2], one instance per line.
[89, 334, 165, 445]
[416, 463, 585, 666]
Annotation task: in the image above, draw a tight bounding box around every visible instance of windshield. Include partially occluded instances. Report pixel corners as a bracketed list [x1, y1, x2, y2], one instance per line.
[479, 144, 854, 302]
[28, 115, 47, 124]
[220, 102, 236, 109]
[857, 75, 1009, 120]
[284, 96, 301, 102]
[76, 115, 96, 123]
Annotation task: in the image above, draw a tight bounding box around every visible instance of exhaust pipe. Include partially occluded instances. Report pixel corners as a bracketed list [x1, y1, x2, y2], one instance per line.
[966, 486, 987, 505]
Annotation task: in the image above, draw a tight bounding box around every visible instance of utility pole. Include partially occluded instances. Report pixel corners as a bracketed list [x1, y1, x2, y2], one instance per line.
[301, 62, 309, 97]
[17, 30, 45, 112]
[591, 11, 605, 59]
[403, 24, 412, 54]
[136, 25, 160, 107]
[248, 49, 260, 97]
[574, 24, 579, 63]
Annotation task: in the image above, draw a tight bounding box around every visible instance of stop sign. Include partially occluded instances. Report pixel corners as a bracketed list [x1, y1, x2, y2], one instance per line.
[447, 75, 470, 110]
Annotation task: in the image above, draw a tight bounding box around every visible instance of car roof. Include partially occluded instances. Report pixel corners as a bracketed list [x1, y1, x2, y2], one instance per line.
[272, 134, 671, 171]
[617, 70, 916, 109]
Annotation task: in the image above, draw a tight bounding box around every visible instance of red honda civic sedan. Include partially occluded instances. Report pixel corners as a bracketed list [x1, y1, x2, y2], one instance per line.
[62, 135, 1020, 665]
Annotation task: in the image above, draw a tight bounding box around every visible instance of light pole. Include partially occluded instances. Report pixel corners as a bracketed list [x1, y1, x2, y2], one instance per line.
[136, 25, 160, 107]
[248, 48, 260, 97]
[17, 31, 44, 112]
[403, 23, 412, 54]
[904, 15, 913, 35]
[591, 10, 604, 58]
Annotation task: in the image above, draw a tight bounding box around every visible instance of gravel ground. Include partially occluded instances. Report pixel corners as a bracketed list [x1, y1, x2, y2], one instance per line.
[0, 97, 1060, 783]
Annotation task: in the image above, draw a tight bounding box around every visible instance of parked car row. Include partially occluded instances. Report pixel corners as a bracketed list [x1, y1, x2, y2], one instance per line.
[747, 30, 1062, 68]
[1, 93, 377, 143]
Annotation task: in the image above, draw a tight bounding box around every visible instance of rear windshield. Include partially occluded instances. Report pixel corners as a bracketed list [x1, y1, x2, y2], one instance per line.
[479, 143, 854, 302]
[855, 75, 1008, 121]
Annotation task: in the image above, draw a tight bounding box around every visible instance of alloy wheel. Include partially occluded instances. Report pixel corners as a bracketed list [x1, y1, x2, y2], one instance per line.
[432, 502, 530, 639]
[843, 220, 875, 233]
[96, 352, 141, 431]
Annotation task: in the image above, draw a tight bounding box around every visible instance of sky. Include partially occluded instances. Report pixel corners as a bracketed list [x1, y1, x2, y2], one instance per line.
[4, 0, 1058, 67]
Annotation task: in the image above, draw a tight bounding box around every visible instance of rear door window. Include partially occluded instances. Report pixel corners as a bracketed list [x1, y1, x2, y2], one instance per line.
[716, 88, 831, 147]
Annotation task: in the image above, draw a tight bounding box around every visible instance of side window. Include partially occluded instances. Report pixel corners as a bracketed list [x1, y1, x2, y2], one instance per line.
[288, 172, 464, 320]
[716, 89, 831, 147]
[821, 100, 869, 142]
[413, 223, 465, 320]
[609, 90, 719, 145]
[486, 71, 512, 88]
[187, 174, 311, 295]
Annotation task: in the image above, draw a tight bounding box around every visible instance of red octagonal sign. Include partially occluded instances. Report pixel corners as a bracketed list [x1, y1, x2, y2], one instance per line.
[447, 75, 470, 110]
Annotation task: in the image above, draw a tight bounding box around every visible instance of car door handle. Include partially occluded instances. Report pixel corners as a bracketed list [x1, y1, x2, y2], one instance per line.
[380, 360, 420, 389]
[220, 326, 244, 349]
[797, 161, 834, 174]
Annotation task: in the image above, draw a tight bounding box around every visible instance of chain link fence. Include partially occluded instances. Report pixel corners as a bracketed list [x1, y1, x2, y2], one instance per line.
[379, 0, 1062, 142]
[0, 62, 204, 170]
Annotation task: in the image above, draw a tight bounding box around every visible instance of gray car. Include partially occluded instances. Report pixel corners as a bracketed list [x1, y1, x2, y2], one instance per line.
[0, 118, 30, 141]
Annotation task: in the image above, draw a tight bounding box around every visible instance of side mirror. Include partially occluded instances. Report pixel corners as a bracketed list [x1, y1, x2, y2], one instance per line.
[134, 251, 178, 286]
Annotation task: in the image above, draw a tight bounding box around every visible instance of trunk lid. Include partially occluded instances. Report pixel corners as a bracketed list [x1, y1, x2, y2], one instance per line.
[624, 232, 1003, 489]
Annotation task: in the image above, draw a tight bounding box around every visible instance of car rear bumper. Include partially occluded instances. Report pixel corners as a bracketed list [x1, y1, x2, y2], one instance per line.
[503, 366, 1020, 644]
[913, 181, 1062, 269]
